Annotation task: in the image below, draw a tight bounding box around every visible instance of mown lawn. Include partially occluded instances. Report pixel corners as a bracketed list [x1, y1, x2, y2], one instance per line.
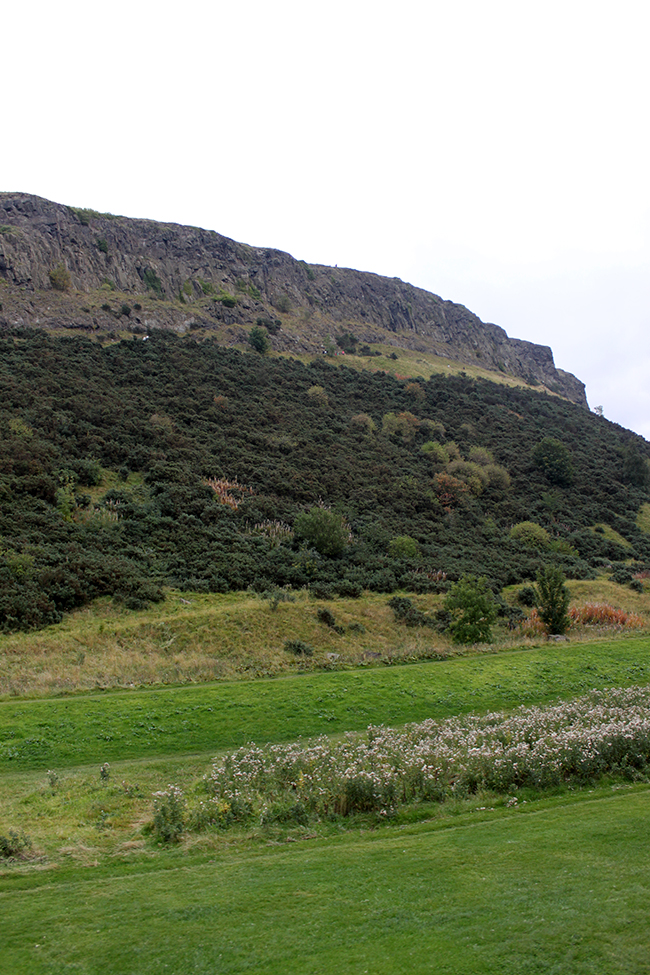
[2, 785, 650, 974]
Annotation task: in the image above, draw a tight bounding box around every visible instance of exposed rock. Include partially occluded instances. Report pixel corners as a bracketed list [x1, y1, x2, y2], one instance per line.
[0, 192, 587, 405]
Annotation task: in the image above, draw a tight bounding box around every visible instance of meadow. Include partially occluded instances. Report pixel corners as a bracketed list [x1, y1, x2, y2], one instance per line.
[2, 584, 650, 973]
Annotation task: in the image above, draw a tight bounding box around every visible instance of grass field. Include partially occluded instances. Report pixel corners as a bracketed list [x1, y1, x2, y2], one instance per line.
[2, 635, 650, 773]
[2, 785, 650, 974]
[2, 587, 650, 973]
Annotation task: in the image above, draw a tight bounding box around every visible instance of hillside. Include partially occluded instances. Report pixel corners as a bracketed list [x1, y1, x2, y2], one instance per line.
[0, 327, 648, 632]
[0, 192, 586, 404]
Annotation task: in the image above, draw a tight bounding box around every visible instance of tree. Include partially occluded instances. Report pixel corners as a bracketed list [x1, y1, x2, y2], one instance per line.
[532, 437, 573, 486]
[248, 326, 270, 354]
[444, 575, 496, 644]
[534, 565, 570, 635]
[388, 535, 420, 560]
[294, 506, 350, 557]
[622, 446, 650, 488]
[509, 521, 551, 550]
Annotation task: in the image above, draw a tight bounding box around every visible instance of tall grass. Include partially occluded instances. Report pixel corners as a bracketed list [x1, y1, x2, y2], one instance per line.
[2, 581, 648, 699]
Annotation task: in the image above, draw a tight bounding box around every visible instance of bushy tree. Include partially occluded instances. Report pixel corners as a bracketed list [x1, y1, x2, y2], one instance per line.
[444, 575, 496, 644]
[388, 535, 420, 559]
[248, 326, 270, 354]
[532, 437, 573, 486]
[534, 565, 570, 634]
[509, 521, 551, 549]
[622, 446, 650, 487]
[294, 506, 349, 557]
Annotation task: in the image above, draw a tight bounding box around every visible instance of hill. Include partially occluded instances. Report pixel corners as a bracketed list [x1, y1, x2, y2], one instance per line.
[0, 326, 648, 633]
[0, 192, 586, 404]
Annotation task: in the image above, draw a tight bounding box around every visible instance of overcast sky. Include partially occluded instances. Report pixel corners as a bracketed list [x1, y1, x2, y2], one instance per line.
[5, 0, 649, 438]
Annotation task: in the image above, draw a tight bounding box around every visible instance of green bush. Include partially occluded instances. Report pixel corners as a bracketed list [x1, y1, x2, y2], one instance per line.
[317, 606, 337, 628]
[274, 294, 292, 313]
[421, 440, 448, 464]
[517, 585, 537, 607]
[388, 535, 420, 560]
[350, 413, 376, 435]
[336, 332, 358, 354]
[306, 385, 329, 406]
[249, 326, 270, 355]
[284, 639, 314, 656]
[0, 829, 32, 860]
[509, 521, 551, 549]
[49, 263, 71, 291]
[388, 596, 432, 628]
[294, 507, 349, 558]
[445, 575, 496, 644]
[533, 437, 573, 486]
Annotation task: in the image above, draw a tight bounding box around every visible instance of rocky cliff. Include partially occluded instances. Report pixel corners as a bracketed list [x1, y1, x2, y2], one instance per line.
[0, 192, 587, 405]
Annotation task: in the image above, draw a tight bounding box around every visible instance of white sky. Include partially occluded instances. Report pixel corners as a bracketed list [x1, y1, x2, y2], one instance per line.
[4, 0, 650, 438]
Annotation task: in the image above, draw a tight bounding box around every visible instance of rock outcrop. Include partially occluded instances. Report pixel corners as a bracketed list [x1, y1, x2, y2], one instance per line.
[0, 192, 587, 405]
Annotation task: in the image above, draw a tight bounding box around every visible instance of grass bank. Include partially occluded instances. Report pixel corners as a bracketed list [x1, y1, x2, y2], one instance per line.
[2, 635, 649, 773]
[1, 580, 648, 699]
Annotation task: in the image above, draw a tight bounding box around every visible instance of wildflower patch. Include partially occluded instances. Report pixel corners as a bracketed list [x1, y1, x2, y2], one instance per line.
[180, 686, 650, 831]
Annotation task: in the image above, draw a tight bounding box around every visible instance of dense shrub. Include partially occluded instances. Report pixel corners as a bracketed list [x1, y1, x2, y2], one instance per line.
[532, 437, 574, 486]
[48, 263, 72, 291]
[248, 326, 270, 354]
[294, 507, 350, 558]
[0, 331, 648, 632]
[284, 639, 314, 656]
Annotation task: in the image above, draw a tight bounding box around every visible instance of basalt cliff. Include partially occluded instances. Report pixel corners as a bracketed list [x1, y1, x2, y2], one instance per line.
[0, 192, 586, 406]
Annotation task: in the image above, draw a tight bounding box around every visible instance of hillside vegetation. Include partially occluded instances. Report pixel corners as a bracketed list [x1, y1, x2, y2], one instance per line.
[1, 329, 649, 632]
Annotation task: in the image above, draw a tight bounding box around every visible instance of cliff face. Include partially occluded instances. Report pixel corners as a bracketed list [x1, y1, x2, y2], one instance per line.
[0, 192, 587, 406]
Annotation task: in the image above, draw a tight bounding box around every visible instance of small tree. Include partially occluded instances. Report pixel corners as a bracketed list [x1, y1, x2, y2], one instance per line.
[534, 565, 570, 635]
[294, 506, 350, 557]
[248, 326, 270, 354]
[444, 575, 496, 644]
[532, 437, 573, 486]
[388, 535, 420, 560]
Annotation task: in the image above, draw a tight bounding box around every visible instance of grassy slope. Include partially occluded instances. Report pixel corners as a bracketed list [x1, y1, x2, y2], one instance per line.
[2, 635, 650, 773]
[2, 585, 650, 973]
[1, 579, 648, 699]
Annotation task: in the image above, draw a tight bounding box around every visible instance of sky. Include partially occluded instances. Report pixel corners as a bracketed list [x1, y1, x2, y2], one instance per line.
[4, 0, 650, 438]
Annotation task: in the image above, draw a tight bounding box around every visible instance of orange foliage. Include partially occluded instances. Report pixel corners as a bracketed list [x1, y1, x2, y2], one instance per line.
[569, 603, 644, 629]
[432, 472, 468, 511]
[205, 477, 253, 510]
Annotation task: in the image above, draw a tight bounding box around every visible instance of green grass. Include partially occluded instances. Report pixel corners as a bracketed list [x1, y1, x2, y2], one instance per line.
[637, 502, 650, 534]
[2, 636, 650, 772]
[2, 785, 650, 974]
[589, 522, 633, 549]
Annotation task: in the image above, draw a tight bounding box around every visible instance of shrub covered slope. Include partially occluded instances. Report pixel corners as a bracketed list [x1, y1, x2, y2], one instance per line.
[1, 329, 649, 631]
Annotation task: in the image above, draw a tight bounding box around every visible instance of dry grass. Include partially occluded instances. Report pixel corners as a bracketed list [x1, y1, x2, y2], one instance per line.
[3, 579, 649, 700]
[0, 590, 454, 698]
